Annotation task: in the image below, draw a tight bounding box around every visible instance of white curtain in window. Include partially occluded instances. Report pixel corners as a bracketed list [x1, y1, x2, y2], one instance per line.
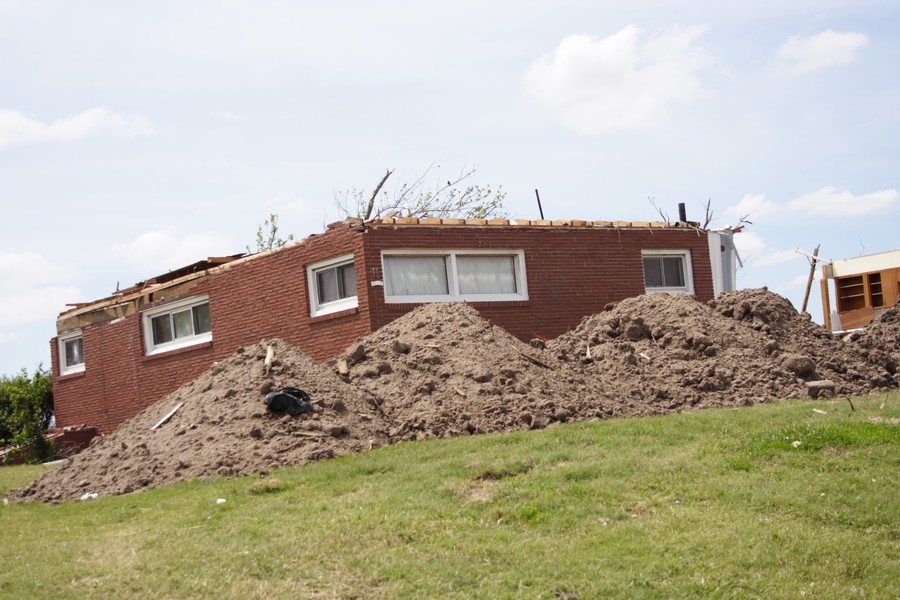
[172, 309, 194, 338]
[457, 255, 516, 294]
[384, 256, 449, 296]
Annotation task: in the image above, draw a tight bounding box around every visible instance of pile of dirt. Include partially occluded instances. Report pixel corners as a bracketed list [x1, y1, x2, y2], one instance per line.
[9, 340, 390, 503]
[548, 289, 896, 410]
[847, 305, 900, 378]
[333, 302, 621, 440]
[712, 288, 897, 390]
[10, 288, 897, 503]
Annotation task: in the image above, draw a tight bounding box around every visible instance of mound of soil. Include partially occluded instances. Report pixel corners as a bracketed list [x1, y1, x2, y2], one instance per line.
[333, 303, 620, 440]
[549, 289, 895, 410]
[848, 305, 900, 379]
[10, 340, 390, 503]
[712, 288, 896, 391]
[10, 288, 896, 503]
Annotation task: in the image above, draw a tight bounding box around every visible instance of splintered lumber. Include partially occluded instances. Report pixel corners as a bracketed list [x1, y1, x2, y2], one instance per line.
[510, 345, 552, 369]
[151, 403, 184, 430]
[264, 345, 275, 375]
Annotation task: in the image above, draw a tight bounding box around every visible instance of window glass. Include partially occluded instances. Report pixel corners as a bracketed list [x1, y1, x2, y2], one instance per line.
[151, 314, 173, 345]
[340, 263, 357, 299]
[64, 337, 83, 367]
[457, 255, 517, 294]
[316, 264, 357, 305]
[193, 303, 212, 334]
[384, 256, 449, 296]
[145, 297, 212, 354]
[643, 254, 689, 290]
[662, 257, 685, 287]
[642, 257, 664, 287]
[317, 268, 339, 304]
[172, 308, 194, 339]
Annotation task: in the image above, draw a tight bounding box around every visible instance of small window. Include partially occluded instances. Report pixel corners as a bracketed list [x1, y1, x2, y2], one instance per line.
[143, 296, 212, 355]
[642, 250, 693, 294]
[58, 330, 85, 375]
[308, 255, 358, 317]
[382, 249, 527, 303]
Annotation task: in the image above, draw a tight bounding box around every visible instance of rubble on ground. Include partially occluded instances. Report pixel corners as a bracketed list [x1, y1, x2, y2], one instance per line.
[9, 288, 897, 502]
[9, 340, 389, 502]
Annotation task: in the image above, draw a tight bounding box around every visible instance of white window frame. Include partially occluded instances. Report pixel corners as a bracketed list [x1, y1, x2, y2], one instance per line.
[641, 249, 694, 294]
[58, 329, 85, 375]
[307, 254, 359, 317]
[142, 295, 212, 355]
[382, 249, 528, 304]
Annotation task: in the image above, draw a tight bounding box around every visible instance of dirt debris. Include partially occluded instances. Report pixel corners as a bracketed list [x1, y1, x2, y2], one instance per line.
[9, 340, 389, 503]
[333, 302, 619, 441]
[847, 304, 900, 378]
[9, 288, 897, 503]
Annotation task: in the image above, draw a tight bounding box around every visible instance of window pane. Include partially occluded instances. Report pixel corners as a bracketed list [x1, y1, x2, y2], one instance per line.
[662, 257, 685, 287]
[643, 257, 663, 287]
[317, 268, 339, 304]
[457, 255, 517, 294]
[151, 314, 173, 345]
[65, 338, 83, 367]
[385, 256, 449, 296]
[339, 264, 357, 299]
[193, 303, 211, 334]
[172, 309, 194, 339]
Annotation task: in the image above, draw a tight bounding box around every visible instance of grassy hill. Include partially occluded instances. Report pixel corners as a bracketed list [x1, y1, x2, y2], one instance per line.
[1, 393, 898, 599]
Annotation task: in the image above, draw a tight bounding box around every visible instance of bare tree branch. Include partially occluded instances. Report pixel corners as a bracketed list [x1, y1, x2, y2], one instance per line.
[702, 198, 714, 229]
[364, 168, 394, 220]
[648, 197, 670, 222]
[336, 164, 507, 221]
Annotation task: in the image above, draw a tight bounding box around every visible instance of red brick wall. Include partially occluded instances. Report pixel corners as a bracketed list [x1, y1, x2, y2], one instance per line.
[361, 225, 714, 342]
[52, 223, 714, 433]
[52, 223, 370, 433]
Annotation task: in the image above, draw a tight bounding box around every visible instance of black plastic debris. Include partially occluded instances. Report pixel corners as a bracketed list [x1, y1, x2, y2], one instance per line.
[264, 387, 313, 416]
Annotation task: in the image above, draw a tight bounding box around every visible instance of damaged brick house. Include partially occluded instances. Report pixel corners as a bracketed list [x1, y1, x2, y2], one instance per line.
[52, 217, 737, 433]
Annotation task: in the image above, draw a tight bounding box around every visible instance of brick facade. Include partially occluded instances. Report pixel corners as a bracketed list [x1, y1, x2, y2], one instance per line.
[51, 221, 716, 433]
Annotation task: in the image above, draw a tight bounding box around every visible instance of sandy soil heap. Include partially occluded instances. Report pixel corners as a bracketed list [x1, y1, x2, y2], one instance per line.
[333, 302, 619, 440]
[9, 288, 897, 503]
[847, 304, 900, 376]
[549, 289, 896, 411]
[10, 340, 390, 502]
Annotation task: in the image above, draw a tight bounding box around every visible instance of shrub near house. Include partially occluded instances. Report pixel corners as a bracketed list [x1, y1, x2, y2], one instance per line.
[0, 367, 54, 463]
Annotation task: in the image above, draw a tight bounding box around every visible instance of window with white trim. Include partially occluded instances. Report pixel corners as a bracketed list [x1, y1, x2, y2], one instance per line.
[142, 296, 212, 355]
[642, 250, 694, 294]
[382, 249, 528, 303]
[58, 329, 85, 375]
[307, 254, 358, 317]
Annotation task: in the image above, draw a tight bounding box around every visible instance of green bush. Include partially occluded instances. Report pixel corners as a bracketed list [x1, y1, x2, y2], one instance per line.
[0, 367, 54, 463]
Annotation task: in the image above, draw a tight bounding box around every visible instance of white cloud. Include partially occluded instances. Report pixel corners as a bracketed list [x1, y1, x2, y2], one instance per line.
[725, 193, 779, 220]
[733, 231, 767, 260]
[112, 228, 232, 275]
[524, 25, 712, 135]
[788, 186, 899, 217]
[0, 106, 153, 150]
[775, 30, 868, 75]
[756, 249, 801, 267]
[0, 253, 82, 328]
[733, 231, 803, 268]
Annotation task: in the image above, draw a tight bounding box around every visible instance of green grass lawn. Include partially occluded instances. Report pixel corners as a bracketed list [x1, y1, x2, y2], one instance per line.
[1, 393, 898, 599]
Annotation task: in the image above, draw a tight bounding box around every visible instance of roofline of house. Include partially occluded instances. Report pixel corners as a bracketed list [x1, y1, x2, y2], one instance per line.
[56, 217, 708, 329]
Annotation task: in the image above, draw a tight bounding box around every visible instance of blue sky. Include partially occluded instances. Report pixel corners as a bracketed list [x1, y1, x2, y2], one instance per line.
[1, 0, 898, 376]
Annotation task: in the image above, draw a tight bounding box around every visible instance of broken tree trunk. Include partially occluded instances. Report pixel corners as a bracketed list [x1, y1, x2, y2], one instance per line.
[801, 244, 820, 314]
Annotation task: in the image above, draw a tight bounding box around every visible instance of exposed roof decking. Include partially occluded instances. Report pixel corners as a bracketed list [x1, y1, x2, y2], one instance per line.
[57, 217, 704, 331]
[364, 217, 700, 228]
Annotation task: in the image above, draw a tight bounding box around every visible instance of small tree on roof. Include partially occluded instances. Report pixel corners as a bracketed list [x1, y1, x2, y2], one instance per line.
[336, 163, 508, 221]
